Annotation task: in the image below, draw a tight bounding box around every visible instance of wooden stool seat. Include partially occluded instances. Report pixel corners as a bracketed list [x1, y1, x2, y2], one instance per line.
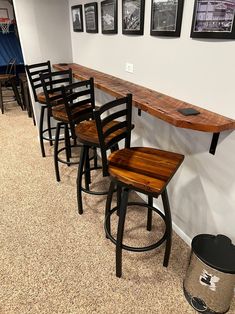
[36, 92, 47, 104]
[0, 74, 15, 81]
[75, 120, 99, 145]
[75, 120, 131, 147]
[37, 91, 62, 105]
[108, 147, 184, 195]
[52, 103, 93, 123]
[0, 73, 23, 114]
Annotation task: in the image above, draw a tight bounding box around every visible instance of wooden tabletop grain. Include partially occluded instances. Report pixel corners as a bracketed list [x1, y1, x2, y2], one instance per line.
[53, 63, 235, 133]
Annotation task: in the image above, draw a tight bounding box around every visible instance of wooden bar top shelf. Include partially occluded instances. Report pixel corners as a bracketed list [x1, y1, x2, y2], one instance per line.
[53, 63, 235, 154]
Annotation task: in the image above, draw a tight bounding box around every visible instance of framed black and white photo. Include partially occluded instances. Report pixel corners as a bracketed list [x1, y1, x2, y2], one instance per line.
[150, 0, 184, 37]
[122, 0, 145, 35]
[71, 5, 84, 32]
[101, 0, 118, 34]
[84, 2, 98, 33]
[191, 0, 235, 39]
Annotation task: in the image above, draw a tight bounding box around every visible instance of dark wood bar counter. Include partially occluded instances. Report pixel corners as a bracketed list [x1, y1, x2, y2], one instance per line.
[53, 63, 235, 154]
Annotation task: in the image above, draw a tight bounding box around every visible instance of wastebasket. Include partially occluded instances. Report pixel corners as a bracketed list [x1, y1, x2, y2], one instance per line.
[183, 234, 235, 314]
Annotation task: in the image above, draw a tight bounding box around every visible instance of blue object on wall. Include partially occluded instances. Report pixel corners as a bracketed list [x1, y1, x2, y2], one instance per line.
[0, 25, 24, 69]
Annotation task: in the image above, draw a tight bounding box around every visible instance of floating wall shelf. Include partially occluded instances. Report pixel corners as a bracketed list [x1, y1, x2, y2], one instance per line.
[54, 63, 235, 154]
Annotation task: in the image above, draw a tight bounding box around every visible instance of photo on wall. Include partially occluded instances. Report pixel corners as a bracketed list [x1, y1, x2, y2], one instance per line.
[150, 0, 184, 37]
[122, 0, 145, 35]
[101, 0, 118, 34]
[191, 0, 235, 39]
[84, 2, 98, 33]
[71, 5, 83, 32]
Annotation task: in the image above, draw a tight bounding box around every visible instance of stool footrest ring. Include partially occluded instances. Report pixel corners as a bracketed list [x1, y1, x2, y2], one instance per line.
[42, 126, 66, 142]
[105, 201, 167, 252]
[81, 166, 110, 195]
[57, 144, 82, 165]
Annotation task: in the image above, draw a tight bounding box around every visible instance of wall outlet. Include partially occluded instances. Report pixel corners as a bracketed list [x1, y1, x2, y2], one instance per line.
[125, 62, 134, 73]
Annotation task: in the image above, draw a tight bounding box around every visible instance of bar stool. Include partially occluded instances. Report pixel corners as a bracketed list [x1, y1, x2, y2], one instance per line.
[93, 96, 185, 277]
[40, 69, 80, 181]
[25, 61, 54, 157]
[0, 58, 23, 114]
[74, 95, 133, 215]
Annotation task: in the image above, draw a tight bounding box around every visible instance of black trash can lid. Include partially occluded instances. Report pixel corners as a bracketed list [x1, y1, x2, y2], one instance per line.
[192, 234, 235, 274]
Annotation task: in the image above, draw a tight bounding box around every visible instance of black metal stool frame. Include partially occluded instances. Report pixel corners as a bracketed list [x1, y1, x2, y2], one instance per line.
[40, 69, 76, 181]
[52, 78, 97, 182]
[77, 143, 109, 215]
[25, 61, 54, 157]
[0, 58, 23, 114]
[94, 94, 175, 278]
[104, 179, 172, 278]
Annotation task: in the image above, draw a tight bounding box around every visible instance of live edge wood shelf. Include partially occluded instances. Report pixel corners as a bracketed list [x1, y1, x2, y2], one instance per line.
[53, 63, 235, 155]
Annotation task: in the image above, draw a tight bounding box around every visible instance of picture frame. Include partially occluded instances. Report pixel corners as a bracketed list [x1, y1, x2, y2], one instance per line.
[191, 0, 235, 39]
[150, 0, 184, 37]
[122, 0, 145, 35]
[84, 2, 98, 33]
[71, 5, 84, 32]
[101, 0, 118, 34]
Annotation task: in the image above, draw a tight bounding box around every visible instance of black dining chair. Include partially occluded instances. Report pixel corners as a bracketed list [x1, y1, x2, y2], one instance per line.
[25, 61, 54, 157]
[53, 77, 96, 182]
[74, 94, 133, 216]
[40, 68, 79, 181]
[93, 96, 185, 277]
[0, 58, 23, 114]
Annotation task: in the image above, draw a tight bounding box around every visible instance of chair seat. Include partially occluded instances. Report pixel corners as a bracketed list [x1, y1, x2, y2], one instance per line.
[0, 74, 15, 83]
[37, 91, 62, 105]
[75, 120, 127, 146]
[75, 120, 98, 145]
[108, 147, 184, 195]
[52, 104, 93, 123]
[37, 92, 47, 104]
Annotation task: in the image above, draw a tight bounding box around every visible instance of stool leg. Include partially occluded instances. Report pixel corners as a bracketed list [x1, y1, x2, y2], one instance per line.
[21, 81, 28, 113]
[64, 123, 71, 165]
[47, 107, 53, 146]
[10, 77, 23, 110]
[85, 147, 91, 188]
[162, 189, 172, 267]
[116, 187, 129, 278]
[0, 81, 3, 114]
[116, 185, 122, 216]
[147, 196, 153, 231]
[54, 122, 61, 182]
[93, 147, 98, 169]
[39, 106, 46, 157]
[77, 145, 86, 215]
[105, 180, 116, 237]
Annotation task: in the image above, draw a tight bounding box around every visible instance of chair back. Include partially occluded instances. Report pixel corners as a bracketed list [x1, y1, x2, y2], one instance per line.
[95, 94, 132, 177]
[25, 61, 51, 102]
[60, 78, 95, 139]
[40, 68, 73, 107]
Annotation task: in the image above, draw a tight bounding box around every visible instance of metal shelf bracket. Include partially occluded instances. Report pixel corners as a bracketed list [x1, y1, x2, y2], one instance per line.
[209, 132, 220, 155]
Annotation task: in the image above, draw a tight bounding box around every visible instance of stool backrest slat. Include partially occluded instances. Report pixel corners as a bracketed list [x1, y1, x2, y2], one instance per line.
[95, 94, 133, 176]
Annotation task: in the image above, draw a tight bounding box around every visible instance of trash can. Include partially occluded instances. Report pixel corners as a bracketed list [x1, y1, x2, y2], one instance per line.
[183, 234, 235, 314]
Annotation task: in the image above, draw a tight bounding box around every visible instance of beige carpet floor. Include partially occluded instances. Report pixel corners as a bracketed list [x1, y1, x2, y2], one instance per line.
[1, 102, 234, 314]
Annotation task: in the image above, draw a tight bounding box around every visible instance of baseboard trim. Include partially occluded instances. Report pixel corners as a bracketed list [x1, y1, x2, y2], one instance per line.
[172, 222, 191, 247]
[136, 192, 191, 247]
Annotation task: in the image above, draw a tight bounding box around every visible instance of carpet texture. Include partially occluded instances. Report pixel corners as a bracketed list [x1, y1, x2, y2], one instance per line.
[1, 103, 234, 313]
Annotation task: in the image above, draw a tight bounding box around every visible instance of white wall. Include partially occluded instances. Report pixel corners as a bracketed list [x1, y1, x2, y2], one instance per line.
[13, 0, 73, 126]
[69, 0, 235, 245]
